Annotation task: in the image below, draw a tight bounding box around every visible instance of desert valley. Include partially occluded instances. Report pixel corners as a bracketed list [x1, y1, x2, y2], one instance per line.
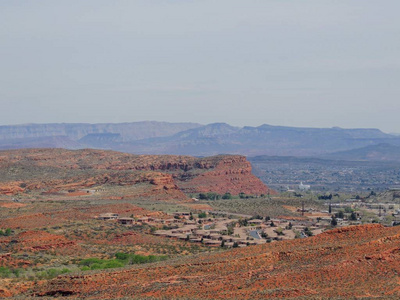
[2, 1, 400, 298]
[1, 135, 400, 298]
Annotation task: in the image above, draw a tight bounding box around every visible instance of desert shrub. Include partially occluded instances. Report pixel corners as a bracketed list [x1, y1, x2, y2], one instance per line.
[128, 254, 167, 265]
[0, 228, 12, 236]
[238, 219, 248, 227]
[34, 268, 71, 279]
[0, 267, 11, 278]
[207, 192, 220, 200]
[350, 212, 357, 220]
[79, 258, 123, 270]
[274, 227, 284, 236]
[335, 210, 345, 219]
[79, 258, 104, 267]
[199, 193, 220, 200]
[198, 212, 207, 218]
[79, 253, 168, 271]
[344, 207, 353, 213]
[222, 193, 232, 199]
[115, 252, 130, 260]
[304, 227, 313, 237]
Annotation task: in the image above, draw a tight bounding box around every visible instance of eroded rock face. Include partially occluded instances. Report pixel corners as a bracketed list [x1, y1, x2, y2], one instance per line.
[0, 149, 271, 197]
[0, 183, 24, 195]
[177, 155, 271, 195]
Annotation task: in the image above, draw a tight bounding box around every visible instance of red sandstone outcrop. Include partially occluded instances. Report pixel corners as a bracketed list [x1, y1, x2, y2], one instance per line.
[0, 149, 271, 197]
[178, 155, 271, 195]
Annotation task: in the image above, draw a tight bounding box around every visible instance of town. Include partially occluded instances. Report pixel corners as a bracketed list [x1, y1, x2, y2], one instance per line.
[96, 207, 359, 248]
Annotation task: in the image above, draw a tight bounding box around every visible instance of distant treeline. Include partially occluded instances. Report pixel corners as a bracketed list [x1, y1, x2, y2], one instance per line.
[197, 192, 261, 200]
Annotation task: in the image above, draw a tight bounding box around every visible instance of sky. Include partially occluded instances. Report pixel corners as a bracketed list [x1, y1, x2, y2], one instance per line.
[1, 0, 399, 133]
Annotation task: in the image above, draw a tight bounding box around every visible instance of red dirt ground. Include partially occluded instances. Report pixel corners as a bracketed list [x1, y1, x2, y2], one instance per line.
[5, 224, 400, 299]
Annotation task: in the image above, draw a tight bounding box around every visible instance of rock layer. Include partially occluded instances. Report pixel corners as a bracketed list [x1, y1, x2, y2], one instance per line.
[0, 148, 271, 197]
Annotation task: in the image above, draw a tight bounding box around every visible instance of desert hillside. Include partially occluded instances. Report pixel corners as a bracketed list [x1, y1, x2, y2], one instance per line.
[5, 224, 400, 299]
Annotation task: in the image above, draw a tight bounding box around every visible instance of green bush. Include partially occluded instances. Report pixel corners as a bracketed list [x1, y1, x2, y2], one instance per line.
[79, 253, 168, 271]
[115, 252, 129, 260]
[35, 268, 71, 279]
[222, 193, 232, 200]
[79, 258, 104, 267]
[0, 267, 11, 278]
[198, 212, 207, 218]
[0, 228, 12, 236]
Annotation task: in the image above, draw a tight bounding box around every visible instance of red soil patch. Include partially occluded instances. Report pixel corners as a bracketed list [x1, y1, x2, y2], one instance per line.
[0, 203, 153, 229]
[182, 203, 213, 210]
[66, 191, 89, 197]
[0, 253, 31, 268]
[282, 205, 297, 212]
[0, 202, 26, 208]
[1, 231, 77, 253]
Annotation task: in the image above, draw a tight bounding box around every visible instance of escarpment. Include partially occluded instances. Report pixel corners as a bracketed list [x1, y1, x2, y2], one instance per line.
[0, 148, 272, 198]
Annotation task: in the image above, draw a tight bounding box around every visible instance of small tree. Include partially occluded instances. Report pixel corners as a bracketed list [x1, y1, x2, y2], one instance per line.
[222, 193, 232, 200]
[335, 211, 344, 219]
[304, 227, 313, 237]
[198, 193, 208, 200]
[344, 207, 353, 213]
[274, 227, 284, 236]
[331, 216, 338, 227]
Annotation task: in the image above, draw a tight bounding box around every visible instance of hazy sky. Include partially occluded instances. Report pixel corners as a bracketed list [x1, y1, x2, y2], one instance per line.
[1, 1, 399, 132]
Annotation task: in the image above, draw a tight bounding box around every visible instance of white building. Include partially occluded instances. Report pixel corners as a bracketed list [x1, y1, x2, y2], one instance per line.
[299, 182, 310, 191]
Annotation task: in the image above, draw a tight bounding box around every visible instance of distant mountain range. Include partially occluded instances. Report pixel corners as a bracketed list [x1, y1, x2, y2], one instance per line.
[0, 122, 399, 160]
[321, 143, 400, 162]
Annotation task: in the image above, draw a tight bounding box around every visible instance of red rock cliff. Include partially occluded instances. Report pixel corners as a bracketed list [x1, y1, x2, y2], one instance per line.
[177, 155, 272, 195]
[0, 149, 272, 196]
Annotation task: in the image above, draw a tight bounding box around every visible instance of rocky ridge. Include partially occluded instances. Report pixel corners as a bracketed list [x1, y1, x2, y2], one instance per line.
[0, 148, 270, 198]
